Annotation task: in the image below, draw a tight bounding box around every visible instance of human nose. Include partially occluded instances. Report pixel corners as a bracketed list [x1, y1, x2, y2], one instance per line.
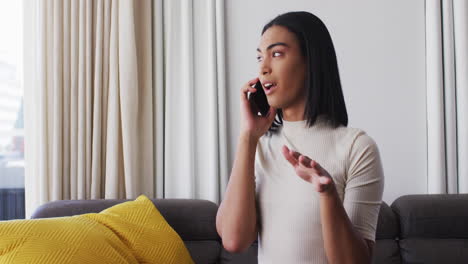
[259, 57, 271, 76]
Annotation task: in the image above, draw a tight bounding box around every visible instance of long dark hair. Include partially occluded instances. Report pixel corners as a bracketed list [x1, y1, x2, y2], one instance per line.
[262, 11, 348, 133]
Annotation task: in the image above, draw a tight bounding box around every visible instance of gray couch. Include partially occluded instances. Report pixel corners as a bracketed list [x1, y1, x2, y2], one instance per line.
[31, 194, 468, 264]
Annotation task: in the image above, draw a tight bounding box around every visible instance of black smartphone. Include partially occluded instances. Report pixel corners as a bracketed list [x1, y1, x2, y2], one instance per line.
[248, 80, 270, 116]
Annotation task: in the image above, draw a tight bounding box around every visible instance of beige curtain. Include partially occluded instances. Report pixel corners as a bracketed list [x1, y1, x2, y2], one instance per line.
[23, 0, 154, 217]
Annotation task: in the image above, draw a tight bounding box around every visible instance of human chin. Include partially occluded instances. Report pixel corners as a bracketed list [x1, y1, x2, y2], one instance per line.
[267, 96, 289, 109]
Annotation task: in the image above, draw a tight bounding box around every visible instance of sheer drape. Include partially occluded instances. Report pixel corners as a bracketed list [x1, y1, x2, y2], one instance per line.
[426, 0, 468, 193]
[158, 0, 228, 203]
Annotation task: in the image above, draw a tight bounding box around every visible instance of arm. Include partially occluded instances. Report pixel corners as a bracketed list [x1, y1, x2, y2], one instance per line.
[319, 186, 373, 264]
[216, 77, 276, 253]
[216, 133, 259, 253]
[282, 134, 383, 263]
[321, 133, 384, 263]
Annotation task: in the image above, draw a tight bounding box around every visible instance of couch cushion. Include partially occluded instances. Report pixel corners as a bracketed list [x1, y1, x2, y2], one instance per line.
[372, 239, 401, 264]
[398, 238, 468, 264]
[185, 240, 221, 264]
[31, 198, 221, 264]
[0, 195, 195, 264]
[392, 194, 468, 264]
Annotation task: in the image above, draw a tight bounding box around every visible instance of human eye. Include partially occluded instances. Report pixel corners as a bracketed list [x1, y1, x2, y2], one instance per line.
[256, 55, 263, 62]
[272, 51, 283, 57]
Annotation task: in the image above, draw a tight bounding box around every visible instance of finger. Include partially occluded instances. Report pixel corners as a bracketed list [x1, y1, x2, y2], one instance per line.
[290, 150, 301, 162]
[282, 146, 298, 166]
[240, 85, 259, 105]
[282, 145, 298, 166]
[301, 158, 319, 170]
[299, 155, 313, 168]
[241, 85, 258, 95]
[310, 160, 327, 175]
[297, 161, 320, 178]
[283, 145, 302, 164]
[295, 166, 313, 182]
[284, 152, 299, 167]
[247, 77, 260, 86]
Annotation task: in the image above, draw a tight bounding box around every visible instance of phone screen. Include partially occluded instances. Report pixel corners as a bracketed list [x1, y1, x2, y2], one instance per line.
[248, 80, 270, 116]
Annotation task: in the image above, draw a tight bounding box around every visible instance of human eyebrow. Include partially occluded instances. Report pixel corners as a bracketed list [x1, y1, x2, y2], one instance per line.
[256, 42, 289, 53]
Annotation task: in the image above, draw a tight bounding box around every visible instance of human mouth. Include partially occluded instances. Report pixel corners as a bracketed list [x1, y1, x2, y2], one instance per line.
[263, 82, 277, 95]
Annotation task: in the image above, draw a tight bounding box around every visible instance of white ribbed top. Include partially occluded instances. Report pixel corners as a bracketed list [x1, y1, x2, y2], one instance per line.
[254, 117, 384, 264]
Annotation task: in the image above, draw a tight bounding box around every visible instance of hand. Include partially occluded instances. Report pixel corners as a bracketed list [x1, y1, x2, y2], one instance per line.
[239, 77, 276, 140]
[281, 145, 336, 195]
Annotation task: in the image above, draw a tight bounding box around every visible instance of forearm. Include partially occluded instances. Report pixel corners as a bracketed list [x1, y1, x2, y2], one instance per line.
[216, 133, 258, 252]
[319, 186, 370, 264]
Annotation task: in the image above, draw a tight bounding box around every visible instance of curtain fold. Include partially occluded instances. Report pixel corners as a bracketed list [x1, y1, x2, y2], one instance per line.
[24, 0, 228, 217]
[426, 0, 468, 194]
[161, 0, 228, 204]
[453, 0, 468, 193]
[24, 0, 154, 217]
[152, 0, 165, 199]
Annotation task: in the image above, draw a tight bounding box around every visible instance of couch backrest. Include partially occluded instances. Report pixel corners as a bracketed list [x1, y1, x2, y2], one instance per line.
[392, 194, 468, 264]
[31, 194, 468, 264]
[372, 201, 401, 264]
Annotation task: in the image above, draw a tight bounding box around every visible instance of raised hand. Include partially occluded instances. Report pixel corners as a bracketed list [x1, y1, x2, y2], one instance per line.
[281, 145, 335, 194]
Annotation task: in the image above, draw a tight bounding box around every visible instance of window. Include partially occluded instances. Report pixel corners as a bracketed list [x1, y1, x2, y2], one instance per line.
[0, 0, 24, 220]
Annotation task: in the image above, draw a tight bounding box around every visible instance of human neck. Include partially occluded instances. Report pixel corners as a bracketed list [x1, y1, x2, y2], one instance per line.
[282, 102, 306, 121]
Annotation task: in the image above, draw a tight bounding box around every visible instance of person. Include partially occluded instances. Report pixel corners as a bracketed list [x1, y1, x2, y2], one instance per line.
[216, 11, 384, 264]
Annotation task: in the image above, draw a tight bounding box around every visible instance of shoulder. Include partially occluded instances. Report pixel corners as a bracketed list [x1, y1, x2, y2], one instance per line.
[333, 125, 379, 153]
[331, 126, 382, 173]
[344, 127, 384, 180]
[349, 129, 379, 156]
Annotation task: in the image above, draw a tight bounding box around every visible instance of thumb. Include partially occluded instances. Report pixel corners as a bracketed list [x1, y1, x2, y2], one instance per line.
[319, 177, 331, 184]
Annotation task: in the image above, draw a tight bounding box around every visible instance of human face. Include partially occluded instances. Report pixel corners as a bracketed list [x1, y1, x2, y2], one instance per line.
[256, 25, 307, 113]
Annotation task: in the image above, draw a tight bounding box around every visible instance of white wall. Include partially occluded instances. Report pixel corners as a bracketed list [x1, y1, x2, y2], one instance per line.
[224, 0, 427, 204]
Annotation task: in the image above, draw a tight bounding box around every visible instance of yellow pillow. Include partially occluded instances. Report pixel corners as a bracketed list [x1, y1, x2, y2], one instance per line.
[0, 195, 194, 264]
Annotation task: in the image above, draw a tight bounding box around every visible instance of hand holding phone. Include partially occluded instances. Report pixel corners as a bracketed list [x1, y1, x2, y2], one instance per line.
[248, 80, 270, 116]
